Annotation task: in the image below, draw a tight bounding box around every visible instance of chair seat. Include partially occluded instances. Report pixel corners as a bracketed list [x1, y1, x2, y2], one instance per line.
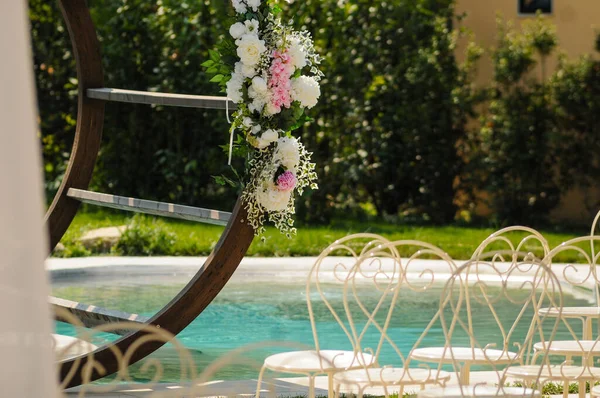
[534, 340, 600, 355]
[411, 346, 518, 364]
[417, 385, 540, 398]
[334, 367, 451, 386]
[52, 334, 97, 361]
[263, 350, 375, 373]
[505, 364, 600, 380]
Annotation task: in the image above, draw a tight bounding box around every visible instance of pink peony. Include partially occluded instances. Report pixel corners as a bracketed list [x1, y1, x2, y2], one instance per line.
[276, 170, 297, 192]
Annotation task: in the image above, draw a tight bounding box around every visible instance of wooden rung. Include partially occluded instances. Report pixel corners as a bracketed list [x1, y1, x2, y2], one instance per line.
[50, 296, 150, 336]
[67, 188, 231, 226]
[87, 88, 237, 110]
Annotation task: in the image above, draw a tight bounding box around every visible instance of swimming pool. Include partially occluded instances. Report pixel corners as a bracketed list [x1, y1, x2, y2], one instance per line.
[52, 264, 591, 383]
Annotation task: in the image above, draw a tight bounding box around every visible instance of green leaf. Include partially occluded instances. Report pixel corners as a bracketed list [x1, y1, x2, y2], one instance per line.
[271, 4, 282, 15]
[212, 175, 226, 186]
[201, 59, 215, 68]
[208, 49, 221, 62]
[206, 66, 219, 75]
[209, 74, 224, 83]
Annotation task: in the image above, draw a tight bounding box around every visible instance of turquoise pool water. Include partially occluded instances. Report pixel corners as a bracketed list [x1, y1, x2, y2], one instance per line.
[52, 266, 591, 382]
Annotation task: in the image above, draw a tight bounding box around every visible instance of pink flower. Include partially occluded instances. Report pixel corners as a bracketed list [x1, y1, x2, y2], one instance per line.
[276, 170, 297, 192]
[268, 50, 293, 113]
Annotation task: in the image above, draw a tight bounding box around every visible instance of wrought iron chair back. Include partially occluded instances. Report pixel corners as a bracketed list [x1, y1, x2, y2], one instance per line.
[540, 232, 600, 345]
[306, 233, 396, 369]
[438, 254, 564, 391]
[341, 240, 457, 383]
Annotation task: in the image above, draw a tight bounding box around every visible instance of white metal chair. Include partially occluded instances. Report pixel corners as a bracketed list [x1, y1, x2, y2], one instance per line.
[409, 226, 552, 386]
[255, 234, 395, 398]
[415, 254, 563, 397]
[506, 229, 600, 398]
[332, 240, 456, 397]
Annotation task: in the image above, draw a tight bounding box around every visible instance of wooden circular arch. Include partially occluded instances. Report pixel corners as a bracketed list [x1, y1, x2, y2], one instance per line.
[44, 0, 254, 388]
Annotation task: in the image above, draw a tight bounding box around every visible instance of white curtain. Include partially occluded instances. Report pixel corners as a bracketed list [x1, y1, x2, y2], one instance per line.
[0, 1, 58, 396]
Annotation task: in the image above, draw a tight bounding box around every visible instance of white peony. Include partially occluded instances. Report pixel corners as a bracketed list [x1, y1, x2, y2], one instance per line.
[291, 76, 320, 108]
[244, 19, 260, 35]
[246, 0, 261, 11]
[232, 0, 247, 14]
[262, 129, 279, 143]
[248, 76, 269, 114]
[229, 22, 246, 39]
[273, 136, 300, 169]
[236, 34, 266, 67]
[257, 182, 292, 212]
[241, 64, 256, 78]
[226, 73, 244, 103]
[288, 37, 307, 69]
[249, 98, 266, 114]
[251, 76, 268, 93]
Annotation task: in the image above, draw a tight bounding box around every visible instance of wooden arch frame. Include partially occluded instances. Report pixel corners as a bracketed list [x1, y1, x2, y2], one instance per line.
[43, 0, 254, 388]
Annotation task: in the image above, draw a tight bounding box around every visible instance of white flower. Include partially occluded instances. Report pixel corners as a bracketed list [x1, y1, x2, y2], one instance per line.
[249, 98, 266, 114]
[236, 34, 266, 67]
[257, 182, 291, 212]
[274, 136, 300, 169]
[241, 64, 256, 78]
[264, 102, 280, 116]
[291, 76, 320, 108]
[262, 129, 279, 143]
[288, 37, 307, 69]
[246, 0, 261, 11]
[248, 76, 270, 114]
[252, 124, 262, 135]
[244, 19, 260, 35]
[242, 117, 253, 128]
[229, 22, 246, 39]
[251, 76, 268, 93]
[232, 0, 247, 14]
[226, 72, 244, 103]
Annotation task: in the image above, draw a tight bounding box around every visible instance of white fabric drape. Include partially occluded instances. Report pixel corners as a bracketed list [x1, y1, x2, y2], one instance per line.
[0, 1, 58, 396]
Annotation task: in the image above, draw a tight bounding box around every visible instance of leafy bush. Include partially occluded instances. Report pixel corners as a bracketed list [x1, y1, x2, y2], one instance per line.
[29, 0, 78, 201]
[473, 14, 560, 225]
[551, 54, 600, 212]
[32, 0, 472, 224]
[113, 215, 176, 256]
[283, 0, 475, 223]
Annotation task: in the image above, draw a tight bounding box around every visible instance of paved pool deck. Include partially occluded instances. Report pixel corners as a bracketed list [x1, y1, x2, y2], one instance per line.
[48, 256, 597, 302]
[63, 372, 585, 397]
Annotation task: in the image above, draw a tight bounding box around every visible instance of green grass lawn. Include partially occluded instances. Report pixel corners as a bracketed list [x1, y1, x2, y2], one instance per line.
[56, 208, 589, 261]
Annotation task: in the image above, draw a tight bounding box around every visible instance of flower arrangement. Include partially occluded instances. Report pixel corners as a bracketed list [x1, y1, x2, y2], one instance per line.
[203, 0, 322, 237]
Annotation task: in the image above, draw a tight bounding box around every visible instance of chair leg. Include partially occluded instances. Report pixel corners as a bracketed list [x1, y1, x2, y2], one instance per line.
[308, 374, 316, 398]
[255, 365, 267, 398]
[579, 380, 586, 398]
[357, 386, 365, 398]
[328, 372, 334, 398]
[335, 383, 341, 398]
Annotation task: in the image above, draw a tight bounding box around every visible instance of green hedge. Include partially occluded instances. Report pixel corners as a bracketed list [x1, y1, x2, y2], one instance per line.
[31, 0, 473, 224]
[31, 1, 599, 226]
